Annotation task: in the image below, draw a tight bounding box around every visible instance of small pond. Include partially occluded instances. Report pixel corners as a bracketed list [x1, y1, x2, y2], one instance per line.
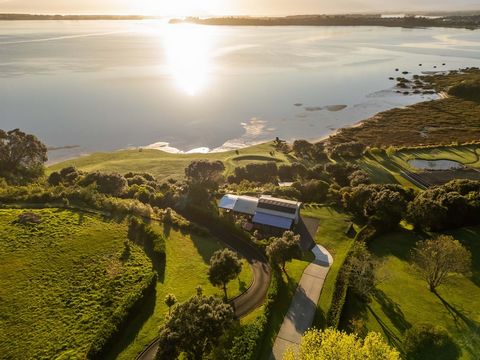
[408, 159, 464, 170]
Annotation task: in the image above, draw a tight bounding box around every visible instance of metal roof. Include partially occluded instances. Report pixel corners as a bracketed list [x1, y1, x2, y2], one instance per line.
[258, 196, 300, 214]
[253, 212, 293, 230]
[233, 196, 259, 215]
[219, 195, 258, 215]
[219, 194, 238, 210]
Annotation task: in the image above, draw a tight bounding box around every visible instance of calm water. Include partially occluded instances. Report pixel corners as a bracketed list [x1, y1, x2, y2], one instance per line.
[1, 20, 480, 162]
[409, 159, 464, 170]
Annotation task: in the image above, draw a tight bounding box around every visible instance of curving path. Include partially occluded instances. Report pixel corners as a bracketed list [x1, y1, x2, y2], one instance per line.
[135, 230, 271, 360]
[270, 244, 333, 359]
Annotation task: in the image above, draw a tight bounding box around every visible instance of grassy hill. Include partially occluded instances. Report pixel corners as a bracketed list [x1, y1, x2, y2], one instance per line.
[0, 208, 154, 359]
[0, 208, 253, 359]
[112, 223, 254, 360]
[342, 226, 480, 359]
[49, 142, 292, 181]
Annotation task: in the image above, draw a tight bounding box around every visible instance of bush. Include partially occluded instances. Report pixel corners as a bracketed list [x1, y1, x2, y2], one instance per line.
[128, 218, 166, 266]
[87, 272, 156, 359]
[404, 323, 460, 360]
[228, 268, 281, 360]
[79, 171, 127, 196]
[448, 79, 480, 102]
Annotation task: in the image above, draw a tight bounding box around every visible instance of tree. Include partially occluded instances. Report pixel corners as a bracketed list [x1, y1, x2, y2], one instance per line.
[79, 171, 127, 196]
[403, 323, 460, 360]
[325, 162, 358, 187]
[411, 235, 471, 292]
[0, 128, 48, 183]
[346, 242, 378, 302]
[329, 141, 366, 158]
[349, 170, 371, 187]
[156, 291, 235, 360]
[407, 180, 480, 231]
[164, 293, 177, 315]
[185, 160, 225, 189]
[266, 231, 301, 274]
[292, 140, 314, 159]
[283, 328, 400, 360]
[208, 249, 242, 299]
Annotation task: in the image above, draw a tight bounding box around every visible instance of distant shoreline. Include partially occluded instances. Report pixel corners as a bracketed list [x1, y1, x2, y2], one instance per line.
[0, 14, 159, 21]
[170, 15, 480, 30]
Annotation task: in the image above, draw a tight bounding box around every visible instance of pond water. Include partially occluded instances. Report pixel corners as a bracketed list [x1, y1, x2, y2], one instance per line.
[408, 159, 464, 170]
[1, 20, 480, 162]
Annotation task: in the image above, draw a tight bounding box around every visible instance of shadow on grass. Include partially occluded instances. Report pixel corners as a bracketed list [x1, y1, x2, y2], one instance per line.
[238, 277, 247, 293]
[374, 289, 411, 333]
[434, 292, 480, 357]
[190, 232, 219, 264]
[370, 228, 423, 261]
[105, 285, 157, 360]
[367, 305, 405, 352]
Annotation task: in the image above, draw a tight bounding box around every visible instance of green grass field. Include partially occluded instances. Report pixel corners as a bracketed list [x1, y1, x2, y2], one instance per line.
[0, 208, 154, 359]
[49, 142, 293, 181]
[343, 227, 480, 359]
[111, 222, 254, 360]
[391, 144, 480, 171]
[300, 205, 356, 327]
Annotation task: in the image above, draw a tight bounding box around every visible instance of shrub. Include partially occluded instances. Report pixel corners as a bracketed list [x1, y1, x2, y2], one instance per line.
[128, 218, 166, 267]
[404, 323, 460, 360]
[79, 171, 127, 196]
[87, 272, 156, 359]
[448, 79, 480, 102]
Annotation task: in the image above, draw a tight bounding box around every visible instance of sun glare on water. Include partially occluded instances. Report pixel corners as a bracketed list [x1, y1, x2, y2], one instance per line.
[163, 24, 217, 96]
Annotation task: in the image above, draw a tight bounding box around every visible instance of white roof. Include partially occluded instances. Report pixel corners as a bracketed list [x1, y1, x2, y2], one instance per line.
[219, 194, 238, 210]
[233, 196, 258, 215]
[219, 195, 258, 215]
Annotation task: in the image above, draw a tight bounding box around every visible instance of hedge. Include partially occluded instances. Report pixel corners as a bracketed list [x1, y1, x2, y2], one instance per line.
[325, 226, 375, 328]
[228, 269, 281, 360]
[87, 271, 156, 359]
[128, 218, 166, 270]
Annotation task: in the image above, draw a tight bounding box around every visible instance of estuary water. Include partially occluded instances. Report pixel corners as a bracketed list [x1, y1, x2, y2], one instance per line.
[1, 20, 480, 162]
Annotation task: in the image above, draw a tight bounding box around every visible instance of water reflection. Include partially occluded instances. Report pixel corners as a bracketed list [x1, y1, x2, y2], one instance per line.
[163, 24, 216, 96]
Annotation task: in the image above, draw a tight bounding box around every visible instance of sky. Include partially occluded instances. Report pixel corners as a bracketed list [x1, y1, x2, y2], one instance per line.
[0, 0, 478, 16]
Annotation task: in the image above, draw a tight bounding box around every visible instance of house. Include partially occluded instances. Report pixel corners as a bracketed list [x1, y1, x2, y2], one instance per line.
[219, 194, 302, 232]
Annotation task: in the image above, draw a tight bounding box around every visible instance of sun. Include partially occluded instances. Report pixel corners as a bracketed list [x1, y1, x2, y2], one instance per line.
[163, 24, 218, 95]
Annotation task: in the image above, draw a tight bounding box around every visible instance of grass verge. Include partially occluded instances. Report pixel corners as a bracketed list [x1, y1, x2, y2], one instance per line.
[342, 227, 480, 359]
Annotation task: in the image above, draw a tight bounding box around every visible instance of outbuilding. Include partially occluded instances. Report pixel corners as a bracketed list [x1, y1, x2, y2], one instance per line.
[219, 194, 302, 232]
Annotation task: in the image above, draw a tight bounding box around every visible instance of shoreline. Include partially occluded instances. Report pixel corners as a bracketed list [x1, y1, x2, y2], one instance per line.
[48, 92, 445, 166]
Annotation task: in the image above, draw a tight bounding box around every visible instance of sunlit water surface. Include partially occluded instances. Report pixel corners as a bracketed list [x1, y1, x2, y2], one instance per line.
[1, 20, 480, 162]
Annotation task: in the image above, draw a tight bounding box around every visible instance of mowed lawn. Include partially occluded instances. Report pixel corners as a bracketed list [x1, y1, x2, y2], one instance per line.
[392, 144, 480, 170]
[111, 223, 254, 360]
[343, 227, 480, 359]
[49, 142, 293, 181]
[0, 208, 154, 359]
[300, 205, 356, 327]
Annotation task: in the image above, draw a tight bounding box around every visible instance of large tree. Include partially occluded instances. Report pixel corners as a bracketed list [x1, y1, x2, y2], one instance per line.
[156, 289, 235, 360]
[185, 160, 225, 189]
[266, 231, 301, 274]
[411, 235, 471, 292]
[0, 128, 48, 183]
[284, 328, 400, 360]
[208, 248, 242, 300]
[346, 242, 378, 302]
